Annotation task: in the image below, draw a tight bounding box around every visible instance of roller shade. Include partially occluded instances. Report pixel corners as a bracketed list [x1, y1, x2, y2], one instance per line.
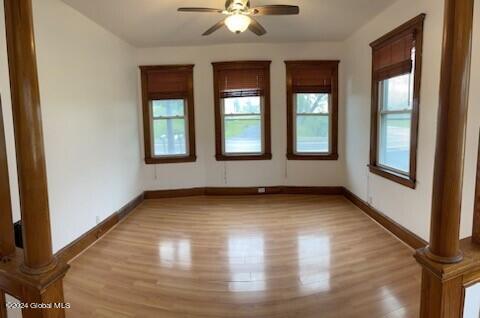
[289, 65, 335, 93]
[372, 32, 415, 81]
[141, 65, 193, 98]
[214, 62, 270, 98]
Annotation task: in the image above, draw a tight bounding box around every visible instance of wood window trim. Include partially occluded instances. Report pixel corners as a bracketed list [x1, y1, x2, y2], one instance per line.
[472, 131, 480, 243]
[212, 61, 272, 161]
[369, 14, 425, 189]
[140, 65, 196, 165]
[285, 60, 339, 161]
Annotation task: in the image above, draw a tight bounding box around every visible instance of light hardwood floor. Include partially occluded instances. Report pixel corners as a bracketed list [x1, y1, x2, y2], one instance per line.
[64, 195, 421, 318]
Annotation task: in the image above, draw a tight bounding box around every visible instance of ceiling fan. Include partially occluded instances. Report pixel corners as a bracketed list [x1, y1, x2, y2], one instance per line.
[178, 0, 299, 36]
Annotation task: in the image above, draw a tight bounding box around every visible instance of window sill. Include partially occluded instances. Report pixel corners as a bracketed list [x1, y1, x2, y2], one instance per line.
[287, 153, 339, 161]
[369, 164, 416, 189]
[145, 155, 197, 165]
[215, 153, 272, 161]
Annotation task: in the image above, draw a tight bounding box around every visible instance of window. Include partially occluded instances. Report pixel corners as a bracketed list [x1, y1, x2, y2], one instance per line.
[151, 99, 188, 156]
[223, 96, 263, 154]
[212, 61, 272, 161]
[378, 73, 413, 173]
[140, 65, 196, 164]
[295, 93, 330, 153]
[369, 14, 425, 188]
[286, 61, 339, 160]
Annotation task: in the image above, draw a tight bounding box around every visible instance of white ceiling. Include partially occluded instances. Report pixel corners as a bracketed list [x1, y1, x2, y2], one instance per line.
[61, 0, 396, 48]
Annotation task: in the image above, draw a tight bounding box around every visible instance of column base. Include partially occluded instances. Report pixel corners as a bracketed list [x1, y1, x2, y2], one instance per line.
[20, 257, 58, 275]
[21, 278, 67, 318]
[0, 249, 69, 318]
[418, 268, 463, 318]
[424, 246, 464, 264]
[415, 242, 480, 318]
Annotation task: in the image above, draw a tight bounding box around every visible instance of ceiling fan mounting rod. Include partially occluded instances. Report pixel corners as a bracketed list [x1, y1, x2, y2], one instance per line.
[226, 0, 250, 12]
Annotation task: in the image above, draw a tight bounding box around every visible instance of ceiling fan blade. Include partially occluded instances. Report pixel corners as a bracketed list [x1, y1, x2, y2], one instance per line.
[248, 18, 267, 36]
[178, 7, 223, 13]
[252, 5, 299, 15]
[202, 19, 225, 36]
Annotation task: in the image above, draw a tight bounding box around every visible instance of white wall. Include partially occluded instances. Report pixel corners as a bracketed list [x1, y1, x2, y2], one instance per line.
[0, 0, 20, 223]
[460, 0, 480, 244]
[343, 0, 444, 242]
[0, 0, 143, 253]
[343, 0, 480, 241]
[459, 2, 480, 313]
[32, 0, 144, 252]
[1, 1, 143, 315]
[464, 283, 480, 318]
[137, 42, 346, 190]
[4, 295, 21, 318]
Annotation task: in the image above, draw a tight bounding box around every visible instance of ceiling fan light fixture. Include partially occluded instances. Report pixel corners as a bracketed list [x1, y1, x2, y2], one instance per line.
[225, 14, 251, 33]
[178, 1, 299, 37]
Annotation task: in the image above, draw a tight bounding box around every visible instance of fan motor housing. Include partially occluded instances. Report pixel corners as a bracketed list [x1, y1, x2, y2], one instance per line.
[226, 0, 250, 10]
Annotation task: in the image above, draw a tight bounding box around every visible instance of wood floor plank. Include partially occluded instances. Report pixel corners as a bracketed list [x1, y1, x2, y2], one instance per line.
[64, 195, 421, 317]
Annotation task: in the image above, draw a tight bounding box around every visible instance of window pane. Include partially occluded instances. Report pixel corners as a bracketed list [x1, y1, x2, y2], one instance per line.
[378, 113, 411, 173]
[224, 115, 261, 154]
[224, 96, 261, 115]
[153, 118, 187, 156]
[152, 99, 185, 117]
[296, 93, 329, 114]
[381, 74, 413, 111]
[296, 115, 329, 153]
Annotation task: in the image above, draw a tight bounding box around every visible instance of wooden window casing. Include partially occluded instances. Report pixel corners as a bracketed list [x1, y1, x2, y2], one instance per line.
[285, 60, 339, 160]
[473, 131, 480, 244]
[369, 14, 425, 189]
[212, 61, 272, 161]
[140, 65, 196, 164]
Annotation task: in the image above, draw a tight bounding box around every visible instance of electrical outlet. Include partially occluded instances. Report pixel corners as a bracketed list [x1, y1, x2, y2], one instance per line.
[258, 187, 266, 194]
[96, 216, 101, 224]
